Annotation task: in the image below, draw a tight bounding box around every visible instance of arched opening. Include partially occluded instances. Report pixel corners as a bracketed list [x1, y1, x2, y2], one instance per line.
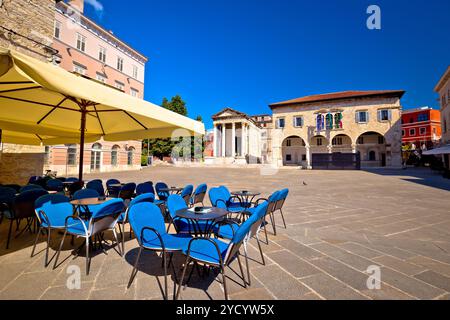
[310, 135, 328, 154]
[90, 143, 102, 171]
[127, 146, 135, 166]
[111, 145, 120, 167]
[282, 136, 306, 166]
[356, 132, 386, 167]
[331, 134, 353, 153]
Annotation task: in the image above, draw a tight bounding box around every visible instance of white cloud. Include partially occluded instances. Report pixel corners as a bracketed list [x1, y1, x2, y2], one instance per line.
[85, 0, 104, 13]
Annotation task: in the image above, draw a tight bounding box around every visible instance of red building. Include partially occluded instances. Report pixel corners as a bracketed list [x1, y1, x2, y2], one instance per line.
[402, 107, 441, 148]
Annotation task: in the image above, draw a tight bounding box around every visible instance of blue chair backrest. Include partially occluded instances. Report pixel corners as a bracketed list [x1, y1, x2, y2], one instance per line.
[106, 179, 120, 186]
[20, 184, 44, 193]
[155, 182, 169, 200]
[65, 177, 79, 183]
[73, 189, 99, 200]
[28, 176, 40, 184]
[91, 198, 124, 220]
[219, 186, 232, 199]
[155, 182, 168, 193]
[136, 182, 154, 195]
[167, 194, 187, 219]
[128, 202, 166, 244]
[129, 193, 155, 207]
[231, 202, 268, 245]
[208, 187, 228, 209]
[86, 180, 105, 197]
[181, 184, 194, 198]
[13, 189, 48, 218]
[15, 189, 48, 204]
[47, 179, 64, 191]
[279, 188, 289, 200]
[194, 184, 207, 196]
[35, 194, 71, 226]
[121, 183, 136, 192]
[0, 187, 17, 205]
[3, 184, 21, 192]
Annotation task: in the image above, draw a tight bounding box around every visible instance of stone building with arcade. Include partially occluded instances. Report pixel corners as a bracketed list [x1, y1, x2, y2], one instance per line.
[269, 90, 404, 169]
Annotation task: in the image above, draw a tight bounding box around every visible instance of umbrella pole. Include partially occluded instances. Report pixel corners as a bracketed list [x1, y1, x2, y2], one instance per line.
[78, 108, 87, 182]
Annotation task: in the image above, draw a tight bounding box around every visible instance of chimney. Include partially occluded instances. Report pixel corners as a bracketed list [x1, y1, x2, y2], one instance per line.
[68, 0, 84, 13]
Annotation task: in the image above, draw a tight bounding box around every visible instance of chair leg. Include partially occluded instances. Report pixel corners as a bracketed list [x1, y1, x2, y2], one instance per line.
[270, 212, 277, 235]
[256, 234, 265, 265]
[112, 228, 121, 257]
[279, 209, 287, 228]
[236, 254, 247, 288]
[127, 246, 143, 288]
[263, 219, 269, 244]
[244, 246, 251, 286]
[162, 250, 168, 300]
[53, 230, 67, 270]
[221, 264, 228, 300]
[45, 228, 51, 267]
[85, 237, 90, 275]
[176, 256, 191, 300]
[6, 219, 14, 249]
[31, 226, 43, 258]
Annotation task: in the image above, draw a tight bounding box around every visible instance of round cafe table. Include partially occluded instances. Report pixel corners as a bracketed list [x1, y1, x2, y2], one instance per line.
[70, 197, 111, 218]
[175, 207, 228, 237]
[231, 191, 261, 208]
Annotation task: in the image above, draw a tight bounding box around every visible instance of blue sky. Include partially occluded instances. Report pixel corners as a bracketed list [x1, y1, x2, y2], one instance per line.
[85, 0, 450, 129]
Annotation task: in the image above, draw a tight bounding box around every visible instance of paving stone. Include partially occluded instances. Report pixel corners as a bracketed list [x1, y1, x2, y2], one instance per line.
[336, 242, 384, 259]
[273, 239, 324, 260]
[266, 250, 321, 278]
[406, 255, 450, 278]
[414, 270, 450, 292]
[300, 273, 368, 300]
[372, 255, 427, 276]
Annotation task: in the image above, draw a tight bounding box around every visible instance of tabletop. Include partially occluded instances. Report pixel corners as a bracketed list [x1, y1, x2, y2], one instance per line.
[70, 197, 112, 206]
[232, 191, 261, 197]
[175, 207, 228, 221]
[108, 183, 125, 188]
[160, 187, 183, 192]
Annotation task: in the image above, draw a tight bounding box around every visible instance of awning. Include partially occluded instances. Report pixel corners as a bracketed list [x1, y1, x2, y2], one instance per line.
[422, 145, 450, 155]
[0, 48, 204, 144]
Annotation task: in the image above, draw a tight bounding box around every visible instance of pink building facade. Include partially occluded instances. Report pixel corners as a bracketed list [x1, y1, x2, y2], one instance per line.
[45, 0, 148, 176]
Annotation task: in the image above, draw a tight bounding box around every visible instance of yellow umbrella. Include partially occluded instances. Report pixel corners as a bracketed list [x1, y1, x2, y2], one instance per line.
[0, 48, 204, 180]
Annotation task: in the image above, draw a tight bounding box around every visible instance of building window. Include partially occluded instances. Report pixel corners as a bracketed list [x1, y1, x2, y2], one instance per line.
[130, 88, 139, 98]
[132, 65, 138, 79]
[117, 57, 124, 72]
[115, 81, 124, 91]
[277, 118, 285, 129]
[302, 154, 307, 161]
[356, 111, 368, 123]
[419, 127, 426, 135]
[90, 143, 102, 171]
[54, 21, 61, 39]
[67, 145, 77, 166]
[317, 137, 323, 146]
[409, 128, 416, 136]
[127, 147, 135, 165]
[402, 129, 405, 137]
[357, 137, 364, 144]
[286, 139, 291, 147]
[96, 73, 106, 83]
[76, 33, 86, 52]
[111, 145, 119, 166]
[378, 109, 391, 121]
[378, 135, 385, 144]
[369, 151, 376, 161]
[332, 137, 343, 145]
[294, 116, 303, 128]
[417, 113, 429, 122]
[99, 46, 106, 63]
[334, 113, 343, 129]
[73, 63, 86, 75]
[286, 154, 292, 162]
[325, 113, 333, 130]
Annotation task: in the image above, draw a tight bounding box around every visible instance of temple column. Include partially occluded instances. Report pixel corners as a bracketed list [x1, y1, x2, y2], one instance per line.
[306, 145, 311, 169]
[221, 123, 226, 157]
[231, 122, 236, 158]
[213, 124, 218, 157]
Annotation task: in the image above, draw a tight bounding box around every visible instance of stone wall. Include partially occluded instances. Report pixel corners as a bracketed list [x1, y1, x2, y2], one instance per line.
[0, 0, 54, 183]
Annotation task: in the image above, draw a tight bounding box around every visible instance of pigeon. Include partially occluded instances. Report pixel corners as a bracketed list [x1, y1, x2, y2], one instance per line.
[302, 181, 308, 186]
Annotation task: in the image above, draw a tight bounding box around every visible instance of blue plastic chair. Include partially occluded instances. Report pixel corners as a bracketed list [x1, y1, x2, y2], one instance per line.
[31, 194, 73, 266]
[208, 186, 246, 216]
[28, 176, 40, 184]
[0, 187, 16, 225]
[117, 193, 155, 254]
[46, 179, 64, 192]
[190, 184, 207, 207]
[155, 182, 169, 201]
[54, 198, 125, 275]
[136, 182, 154, 196]
[119, 183, 136, 201]
[4, 189, 48, 249]
[127, 202, 192, 300]
[72, 189, 100, 218]
[167, 194, 209, 234]
[180, 184, 194, 206]
[19, 184, 45, 193]
[176, 203, 267, 300]
[86, 180, 105, 197]
[272, 188, 289, 232]
[106, 179, 121, 197]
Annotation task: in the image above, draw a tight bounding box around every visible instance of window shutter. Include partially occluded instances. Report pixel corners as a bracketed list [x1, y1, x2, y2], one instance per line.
[366, 111, 369, 123]
[355, 112, 359, 123]
[388, 109, 392, 121]
[377, 110, 381, 122]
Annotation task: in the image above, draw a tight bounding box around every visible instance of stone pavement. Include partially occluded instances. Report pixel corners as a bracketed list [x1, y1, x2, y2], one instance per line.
[1, 166, 450, 300]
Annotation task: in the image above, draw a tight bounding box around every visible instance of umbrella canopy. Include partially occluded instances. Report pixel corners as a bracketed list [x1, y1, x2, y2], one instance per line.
[422, 145, 450, 155]
[0, 48, 204, 179]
